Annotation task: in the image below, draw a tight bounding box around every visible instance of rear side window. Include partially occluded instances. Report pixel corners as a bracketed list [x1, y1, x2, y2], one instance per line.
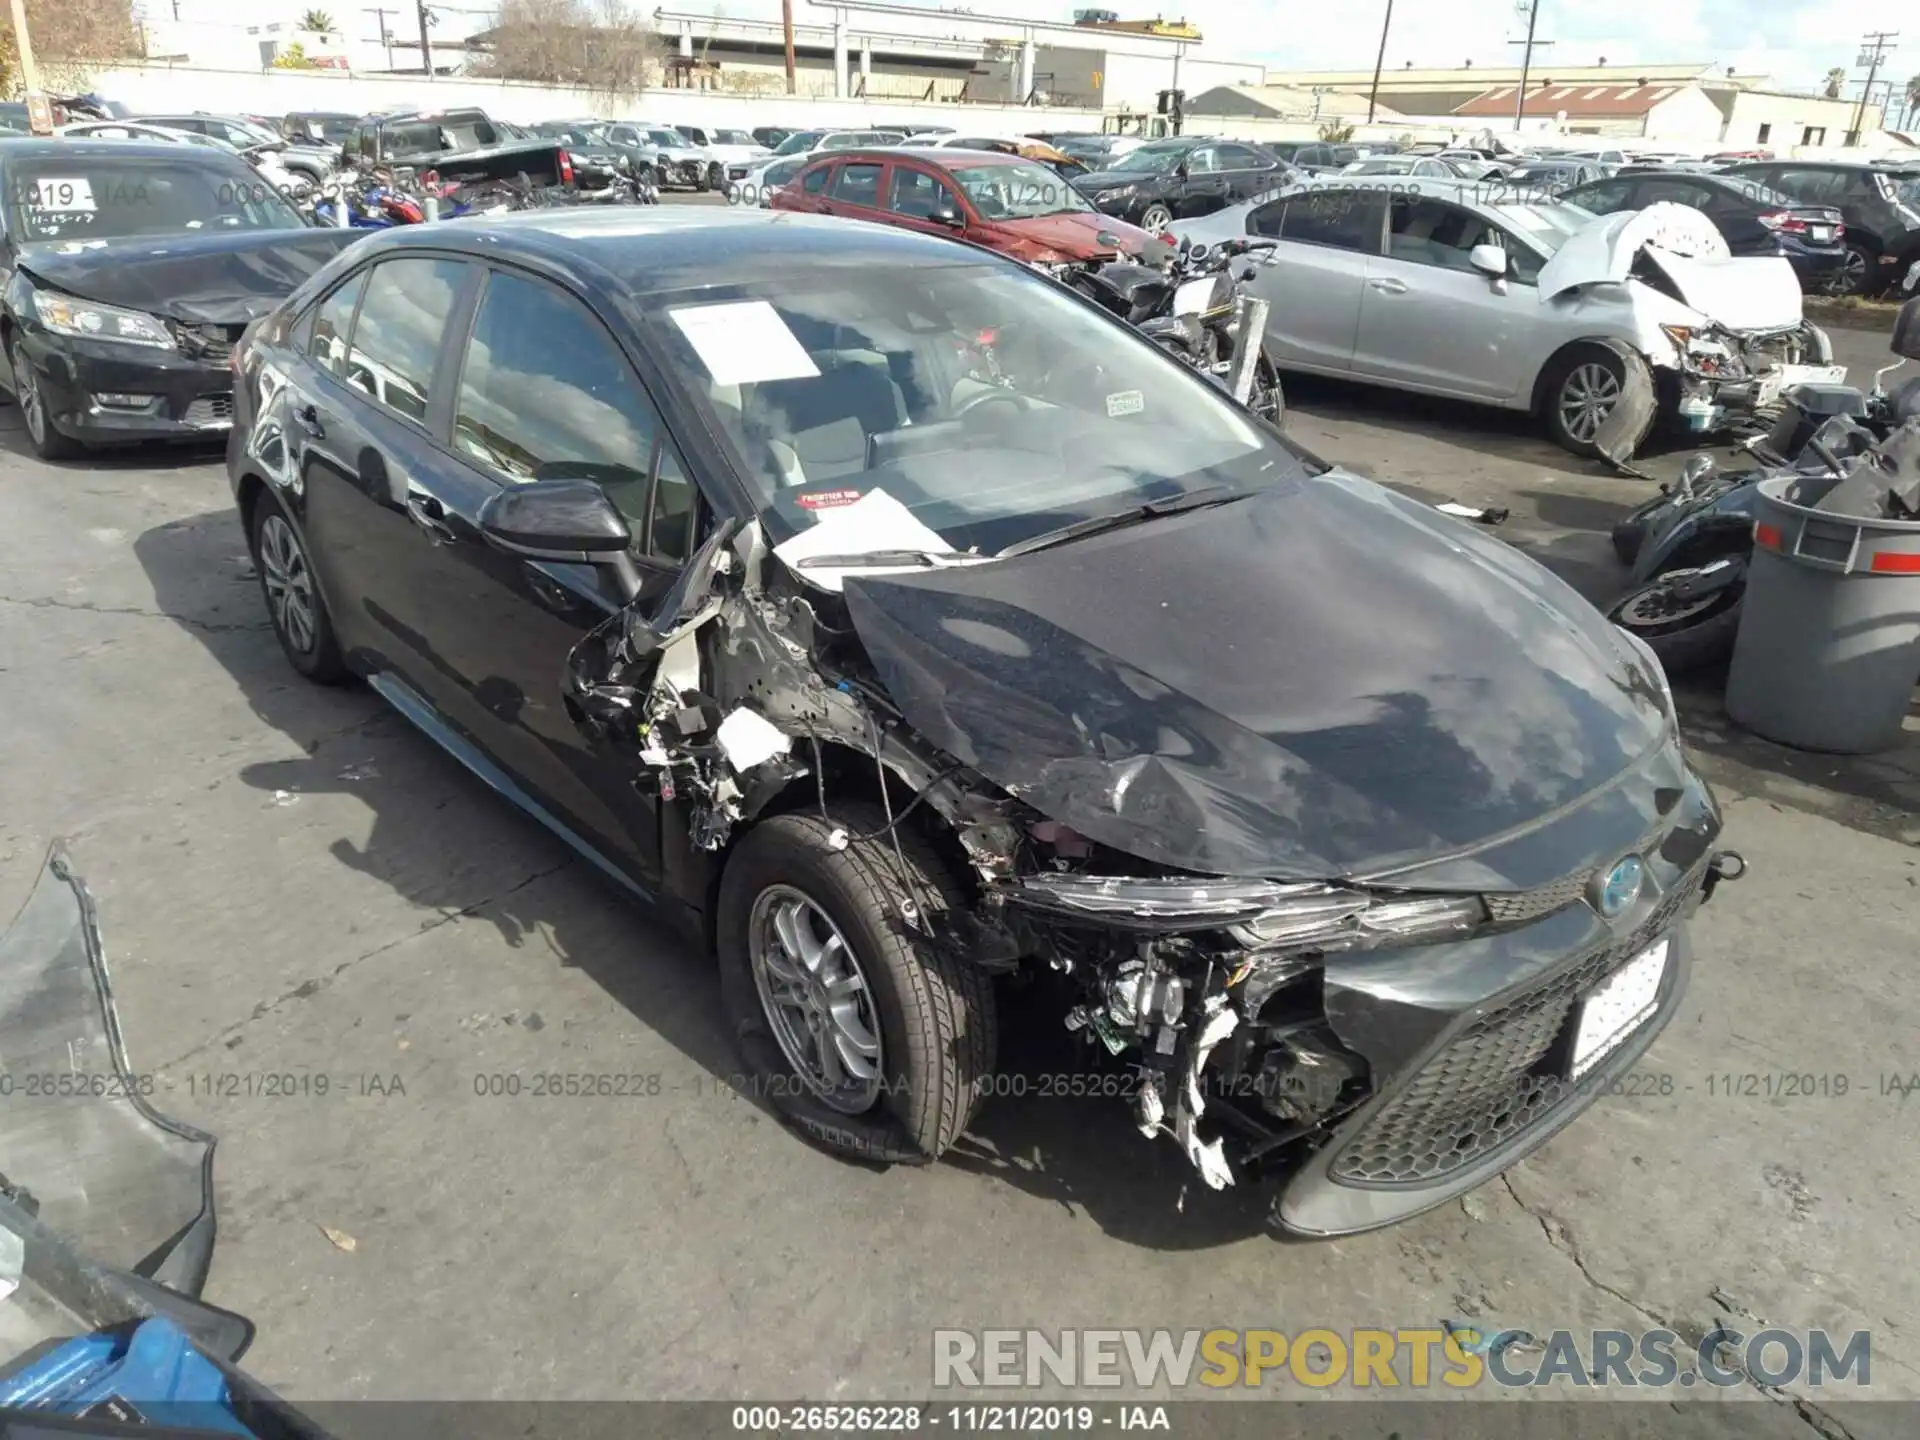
[801, 163, 831, 195]
[1280, 190, 1385, 253]
[454, 269, 692, 555]
[345, 257, 468, 425]
[1569, 179, 1633, 212]
[308, 270, 367, 380]
[830, 163, 882, 205]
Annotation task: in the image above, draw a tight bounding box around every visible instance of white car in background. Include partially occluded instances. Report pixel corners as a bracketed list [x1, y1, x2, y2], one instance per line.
[674, 123, 771, 184]
[1178, 177, 1840, 458]
[58, 120, 308, 196]
[726, 152, 810, 207]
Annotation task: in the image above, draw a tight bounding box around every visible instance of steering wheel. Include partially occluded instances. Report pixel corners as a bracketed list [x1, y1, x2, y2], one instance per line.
[954, 386, 1032, 419]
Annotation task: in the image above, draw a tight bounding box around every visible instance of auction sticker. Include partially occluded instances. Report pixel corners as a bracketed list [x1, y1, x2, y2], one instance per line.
[796, 488, 862, 510]
[29, 177, 95, 212]
[1106, 390, 1145, 417]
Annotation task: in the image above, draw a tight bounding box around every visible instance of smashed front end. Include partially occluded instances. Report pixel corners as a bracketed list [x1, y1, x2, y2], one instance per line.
[563, 481, 1745, 1234]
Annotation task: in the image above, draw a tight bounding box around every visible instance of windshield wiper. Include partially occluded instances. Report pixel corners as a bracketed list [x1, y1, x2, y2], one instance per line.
[997, 485, 1250, 559]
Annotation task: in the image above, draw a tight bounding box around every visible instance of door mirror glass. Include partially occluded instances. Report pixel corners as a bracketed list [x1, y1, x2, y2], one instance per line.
[1469, 243, 1510, 277]
[478, 478, 633, 560]
[929, 200, 963, 226]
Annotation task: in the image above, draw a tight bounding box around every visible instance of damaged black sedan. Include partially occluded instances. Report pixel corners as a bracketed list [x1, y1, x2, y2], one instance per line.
[227, 209, 1742, 1236]
[0, 139, 361, 460]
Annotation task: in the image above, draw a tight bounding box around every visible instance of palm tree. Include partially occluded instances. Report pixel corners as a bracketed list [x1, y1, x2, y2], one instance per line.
[300, 8, 336, 32]
[1822, 66, 1846, 99]
[1905, 73, 1920, 128]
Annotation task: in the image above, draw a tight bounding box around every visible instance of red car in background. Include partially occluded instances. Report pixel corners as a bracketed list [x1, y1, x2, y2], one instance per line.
[771, 145, 1166, 272]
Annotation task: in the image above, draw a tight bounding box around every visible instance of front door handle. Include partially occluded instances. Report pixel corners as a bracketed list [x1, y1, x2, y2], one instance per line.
[405, 490, 457, 545]
[1369, 277, 1410, 295]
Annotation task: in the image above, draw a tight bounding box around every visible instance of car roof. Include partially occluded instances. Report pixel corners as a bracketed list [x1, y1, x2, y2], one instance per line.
[839, 145, 1024, 165]
[345, 205, 1000, 294]
[0, 137, 238, 161]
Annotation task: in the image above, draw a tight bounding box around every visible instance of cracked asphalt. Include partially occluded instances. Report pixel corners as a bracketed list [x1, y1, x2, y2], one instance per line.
[0, 321, 1914, 1435]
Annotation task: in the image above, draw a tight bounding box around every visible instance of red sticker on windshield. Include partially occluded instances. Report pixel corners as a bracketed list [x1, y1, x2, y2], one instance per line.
[797, 488, 862, 511]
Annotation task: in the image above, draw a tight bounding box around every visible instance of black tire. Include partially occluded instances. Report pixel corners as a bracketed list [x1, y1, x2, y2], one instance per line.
[9, 333, 81, 460]
[716, 805, 997, 1164]
[1828, 241, 1876, 298]
[1251, 353, 1285, 428]
[247, 488, 348, 683]
[1139, 201, 1173, 234]
[1607, 573, 1745, 675]
[1541, 344, 1649, 460]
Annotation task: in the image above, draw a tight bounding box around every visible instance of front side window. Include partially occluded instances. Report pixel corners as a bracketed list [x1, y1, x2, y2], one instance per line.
[309, 270, 367, 380]
[344, 258, 468, 425]
[1185, 147, 1221, 174]
[887, 166, 961, 219]
[2, 157, 304, 241]
[830, 162, 883, 206]
[455, 270, 688, 548]
[1568, 179, 1633, 212]
[649, 262, 1311, 557]
[1385, 196, 1510, 273]
[801, 163, 832, 195]
[1216, 143, 1269, 170]
[1279, 189, 1386, 253]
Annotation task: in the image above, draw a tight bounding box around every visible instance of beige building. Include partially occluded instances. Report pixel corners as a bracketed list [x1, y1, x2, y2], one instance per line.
[1252, 62, 1884, 151]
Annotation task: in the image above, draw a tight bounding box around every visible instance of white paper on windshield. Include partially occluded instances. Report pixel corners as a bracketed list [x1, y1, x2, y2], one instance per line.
[30, 178, 95, 212]
[1105, 389, 1145, 417]
[771, 488, 955, 593]
[669, 300, 819, 386]
[1173, 276, 1217, 316]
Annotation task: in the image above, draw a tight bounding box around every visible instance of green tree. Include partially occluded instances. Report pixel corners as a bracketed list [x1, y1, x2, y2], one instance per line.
[299, 9, 336, 31]
[1823, 67, 1846, 99]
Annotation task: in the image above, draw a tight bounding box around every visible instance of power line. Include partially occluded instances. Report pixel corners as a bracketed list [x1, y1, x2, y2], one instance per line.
[1509, 1, 1554, 132]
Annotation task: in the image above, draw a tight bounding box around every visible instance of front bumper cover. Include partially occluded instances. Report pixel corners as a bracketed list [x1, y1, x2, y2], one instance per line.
[20, 331, 233, 444]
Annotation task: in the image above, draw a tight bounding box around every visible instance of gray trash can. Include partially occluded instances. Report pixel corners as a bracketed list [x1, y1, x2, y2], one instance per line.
[1725, 476, 1920, 753]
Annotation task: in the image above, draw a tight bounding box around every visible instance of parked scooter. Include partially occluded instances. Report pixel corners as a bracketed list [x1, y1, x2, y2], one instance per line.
[1071, 236, 1286, 426]
[1607, 296, 1920, 672]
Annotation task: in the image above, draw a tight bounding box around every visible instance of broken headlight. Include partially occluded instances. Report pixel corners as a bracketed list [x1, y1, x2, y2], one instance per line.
[1013, 873, 1486, 950]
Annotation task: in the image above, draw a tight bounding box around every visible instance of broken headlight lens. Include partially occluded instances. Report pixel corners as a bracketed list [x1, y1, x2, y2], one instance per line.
[1230, 889, 1486, 952]
[1014, 873, 1296, 921]
[34, 293, 175, 350]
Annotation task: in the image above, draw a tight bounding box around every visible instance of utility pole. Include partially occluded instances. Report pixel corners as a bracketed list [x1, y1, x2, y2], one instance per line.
[1510, 2, 1554, 133]
[7, 0, 50, 134]
[781, 0, 797, 93]
[1850, 31, 1898, 142]
[365, 6, 396, 70]
[1366, 0, 1394, 125]
[416, 0, 434, 80]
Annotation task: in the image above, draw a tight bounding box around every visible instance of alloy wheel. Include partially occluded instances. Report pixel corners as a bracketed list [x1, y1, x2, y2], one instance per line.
[1140, 203, 1173, 234]
[1558, 362, 1621, 444]
[749, 884, 884, 1114]
[1828, 248, 1869, 296]
[13, 343, 44, 446]
[257, 512, 318, 655]
[1619, 581, 1722, 627]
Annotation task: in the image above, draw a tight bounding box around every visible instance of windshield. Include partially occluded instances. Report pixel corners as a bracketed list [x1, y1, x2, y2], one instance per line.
[5, 157, 306, 240]
[713, 129, 757, 145]
[1891, 174, 1920, 208]
[646, 128, 685, 148]
[1345, 158, 1417, 174]
[303, 115, 356, 142]
[1487, 199, 1599, 255]
[534, 121, 605, 143]
[385, 112, 498, 158]
[1106, 142, 1190, 174]
[774, 130, 825, 155]
[949, 160, 1093, 219]
[648, 262, 1308, 556]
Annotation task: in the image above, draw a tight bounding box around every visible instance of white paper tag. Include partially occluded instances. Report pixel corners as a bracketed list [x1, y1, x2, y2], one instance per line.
[771, 488, 955, 593]
[30, 177, 96, 212]
[1173, 276, 1216, 316]
[669, 300, 820, 386]
[715, 707, 792, 772]
[1105, 390, 1145, 417]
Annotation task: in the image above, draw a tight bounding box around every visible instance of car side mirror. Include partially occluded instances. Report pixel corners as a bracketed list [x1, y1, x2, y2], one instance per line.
[1469, 243, 1510, 279]
[929, 202, 964, 227]
[478, 478, 643, 599]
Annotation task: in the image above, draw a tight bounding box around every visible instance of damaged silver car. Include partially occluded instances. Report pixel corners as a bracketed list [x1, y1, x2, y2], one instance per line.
[226, 209, 1744, 1236]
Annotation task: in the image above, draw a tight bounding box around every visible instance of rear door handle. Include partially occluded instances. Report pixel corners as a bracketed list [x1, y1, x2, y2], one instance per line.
[405, 490, 457, 545]
[1369, 277, 1410, 295]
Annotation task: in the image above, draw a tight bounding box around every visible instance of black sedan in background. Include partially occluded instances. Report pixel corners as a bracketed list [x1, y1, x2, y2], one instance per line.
[1072, 137, 1295, 233]
[1562, 170, 1849, 291]
[0, 140, 361, 459]
[224, 206, 1737, 1236]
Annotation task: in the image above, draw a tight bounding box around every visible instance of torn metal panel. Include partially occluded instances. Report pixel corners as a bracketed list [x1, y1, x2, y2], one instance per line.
[1590, 338, 1659, 472]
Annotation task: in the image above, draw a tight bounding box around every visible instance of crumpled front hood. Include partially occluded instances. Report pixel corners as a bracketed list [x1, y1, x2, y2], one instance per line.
[999, 209, 1159, 259]
[17, 227, 361, 325]
[1538, 202, 1803, 330]
[842, 476, 1672, 884]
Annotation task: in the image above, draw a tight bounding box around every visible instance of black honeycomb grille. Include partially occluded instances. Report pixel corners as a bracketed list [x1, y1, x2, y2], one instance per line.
[1330, 865, 1706, 1187]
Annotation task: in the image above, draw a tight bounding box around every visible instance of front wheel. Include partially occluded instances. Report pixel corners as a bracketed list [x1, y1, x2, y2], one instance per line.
[1607, 567, 1745, 674]
[1249, 354, 1285, 427]
[1541, 346, 1647, 459]
[1825, 242, 1875, 297]
[716, 805, 998, 1163]
[9, 334, 80, 460]
[1139, 202, 1174, 234]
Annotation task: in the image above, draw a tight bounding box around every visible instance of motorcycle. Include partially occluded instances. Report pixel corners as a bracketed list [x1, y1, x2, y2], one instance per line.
[1607, 296, 1920, 673]
[1070, 236, 1287, 427]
